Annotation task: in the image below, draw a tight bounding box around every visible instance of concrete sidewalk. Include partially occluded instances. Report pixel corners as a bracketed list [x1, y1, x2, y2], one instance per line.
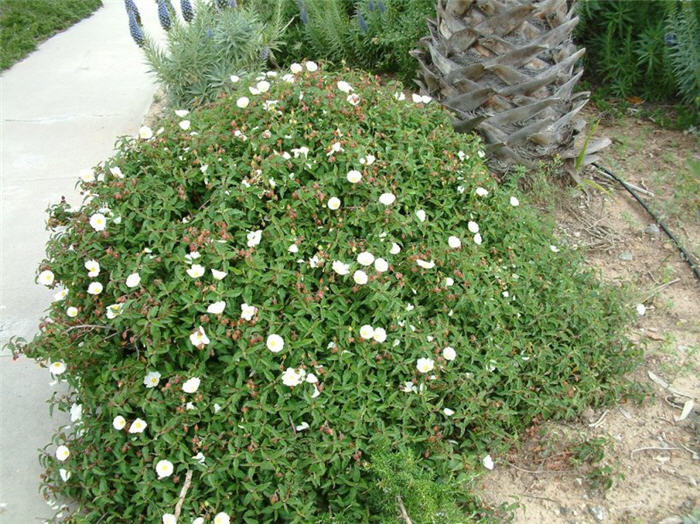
[0, 0, 160, 520]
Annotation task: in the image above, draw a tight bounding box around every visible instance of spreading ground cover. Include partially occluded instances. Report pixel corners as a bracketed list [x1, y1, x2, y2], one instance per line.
[13, 65, 641, 522]
[0, 0, 103, 70]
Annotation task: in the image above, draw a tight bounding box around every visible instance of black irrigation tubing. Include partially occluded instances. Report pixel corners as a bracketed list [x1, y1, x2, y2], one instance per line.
[592, 162, 700, 282]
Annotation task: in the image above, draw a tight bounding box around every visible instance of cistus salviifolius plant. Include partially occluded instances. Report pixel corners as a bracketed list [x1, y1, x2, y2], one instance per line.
[18, 65, 640, 522]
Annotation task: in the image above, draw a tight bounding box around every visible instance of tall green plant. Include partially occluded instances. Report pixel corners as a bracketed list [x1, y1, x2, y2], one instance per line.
[126, 0, 285, 107]
[577, 0, 700, 107]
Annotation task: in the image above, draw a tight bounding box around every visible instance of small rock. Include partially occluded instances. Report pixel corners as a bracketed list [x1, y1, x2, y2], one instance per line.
[589, 505, 607, 522]
[618, 252, 634, 261]
[645, 223, 660, 235]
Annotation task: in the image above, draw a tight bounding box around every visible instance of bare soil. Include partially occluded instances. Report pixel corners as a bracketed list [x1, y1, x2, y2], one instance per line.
[481, 111, 700, 522]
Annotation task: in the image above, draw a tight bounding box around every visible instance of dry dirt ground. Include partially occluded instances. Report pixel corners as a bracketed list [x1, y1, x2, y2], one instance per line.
[481, 111, 700, 523]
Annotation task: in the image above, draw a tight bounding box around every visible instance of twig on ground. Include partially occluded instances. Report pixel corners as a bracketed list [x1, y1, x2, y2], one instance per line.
[507, 462, 546, 475]
[520, 493, 560, 504]
[643, 278, 680, 303]
[397, 495, 413, 524]
[630, 446, 680, 458]
[174, 470, 193, 520]
[588, 410, 609, 428]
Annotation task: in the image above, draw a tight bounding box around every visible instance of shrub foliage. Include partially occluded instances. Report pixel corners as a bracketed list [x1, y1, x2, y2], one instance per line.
[19, 66, 639, 522]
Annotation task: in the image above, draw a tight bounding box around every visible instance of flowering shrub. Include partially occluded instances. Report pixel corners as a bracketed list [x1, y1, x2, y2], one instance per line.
[17, 65, 640, 522]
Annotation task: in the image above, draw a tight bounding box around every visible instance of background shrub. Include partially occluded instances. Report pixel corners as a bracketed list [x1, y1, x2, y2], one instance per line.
[134, 0, 287, 107]
[19, 66, 640, 522]
[269, 0, 434, 84]
[576, 0, 700, 105]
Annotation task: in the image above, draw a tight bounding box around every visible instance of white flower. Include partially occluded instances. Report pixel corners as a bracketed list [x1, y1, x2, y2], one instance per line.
[55, 445, 70, 462]
[474, 233, 483, 245]
[394, 91, 406, 101]
[236, 96, 250, 109]
[502, 291, 509, 298]
[282, 73, 295, 83]
[353, 270, 368, 285]
[129, 418, 147, 434]
[327, 197, 341, 210]
[468, 221, 479, 233]
[66, 306, 78, 318]
[445, 277, 454, 287]
[390, 243, 401, 255]
[179, 120, 191, 131]
[379, 193, 396, 205]
[332, 260, 350, 275]
[162, 514, 176, 524]
[305, 61, 318, 72]
[156, 459, 174, 479]
[256, 80, 271, 93]
[416, 358, 434, 374]
[458, 150, 467, 161]
[288, 244, 299, 254]
[457, 185, 465, 194]
[87, 282, 103, 295]
[309, 255, 321, 268]
[448, 236, 462, 249]
[211, 269, 227, 280]
[443, 408, 455, 416]
[59, 468, 71, 482]
[213, 403, 222, 413]
[401, 381, 417, 393]
[415, 209, 426, 222]
[281, 367, 303, 387]
[267, 334, 284, 353]
[374, 258, 389, 273]
[305, 373, 318, 384]
[175, 109, 189, 117]
[89, 213, 107, 231]
[442, 347, 456, 361]
[636, 303, 646, 316]
[416, 259, 435, 269]
[38, 270, 55, 286]
[483, 455, 495, 470]
[138, 126, 153, 140]
[346, 93, 361, 106]
[70, 403, 82, 423]
[182, 377, 201, 394]
[337, 81, 353, 93]
[54, 289, 68, 301]
[192, 452, 206, 465]
[359, 325, 374, 340]
[510, 196, 520, 207]
[109, 166, 124, 178]
[290, 63, 303, 74]
[357, 251, 375, 266]
[249, 86, 260, 95]
[550, 245, 560, 253]
[247, 230, 262, 247]
[79, 169, 95, 183]
[112, 415, 126, 430]
[411, 93, 423, 103]
[360, 154, 376, 165]
[214, 512, 231, 524]
[187, 264, 205, 278]
[200, 164, 208, 174]
[475, 187, 489, 197]
[207, 301, 226, 314]
[84, 259, 100, 277]
[144, 371, 161, 388]
[373, 327, 387, 343]
[295, 422, 310, 432]
[230, 74, 240, 83]
[107, 304, 124, 320]
[190, 327, 210, 347]
[126, 272, 141, 288]
[478, 150, 486, 158]
[240, 303, 257, 321]
[346, 170, 362, 184]
[49, 360, 66, 375]
[292, 146, 309, 158]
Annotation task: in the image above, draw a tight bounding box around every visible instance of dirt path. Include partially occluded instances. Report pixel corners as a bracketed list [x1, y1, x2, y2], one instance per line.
[481, 112, 700, 522]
